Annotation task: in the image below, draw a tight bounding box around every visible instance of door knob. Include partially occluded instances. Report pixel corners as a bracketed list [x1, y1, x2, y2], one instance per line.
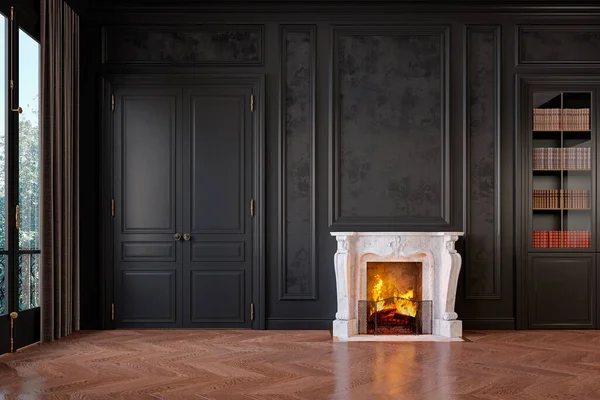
[183, 233, 191, 241]
[174, 233, 182, 241]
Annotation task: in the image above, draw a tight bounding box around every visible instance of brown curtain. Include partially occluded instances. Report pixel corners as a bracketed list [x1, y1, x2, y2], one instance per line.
[40, 0, 80, 342]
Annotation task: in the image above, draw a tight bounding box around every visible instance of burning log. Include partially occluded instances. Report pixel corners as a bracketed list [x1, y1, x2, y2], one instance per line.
[368, 307, 416, 326]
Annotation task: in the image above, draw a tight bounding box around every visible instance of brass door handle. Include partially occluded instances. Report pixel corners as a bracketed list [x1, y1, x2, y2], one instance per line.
[183, 233, 191, 241]
[15, 204, 19, 229]
[174, 233, 182, 241]
[10, 312, 18, 353]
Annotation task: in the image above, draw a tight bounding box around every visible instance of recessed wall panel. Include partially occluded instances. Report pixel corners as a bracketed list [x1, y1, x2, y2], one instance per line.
[466, 26, 501, 299]
[104, 26, 263, 65]
[519, 26, 600, 65]
[280, 26, 317, 299]
[331, 26, 449, 227]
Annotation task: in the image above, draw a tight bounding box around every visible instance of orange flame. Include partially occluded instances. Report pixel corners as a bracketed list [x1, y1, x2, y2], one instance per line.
[371, 274, 417, 317]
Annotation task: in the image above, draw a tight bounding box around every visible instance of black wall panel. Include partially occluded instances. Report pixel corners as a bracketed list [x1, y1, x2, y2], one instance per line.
[279, 26, 317, 300]
[103, 25, 264, 65]
[519, 26, 600, 65]
[465, 26, 501, 299]
[330, 26, 451, 229]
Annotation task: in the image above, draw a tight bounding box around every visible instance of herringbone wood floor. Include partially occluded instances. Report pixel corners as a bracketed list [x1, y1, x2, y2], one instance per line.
[1, 330, 600, 399]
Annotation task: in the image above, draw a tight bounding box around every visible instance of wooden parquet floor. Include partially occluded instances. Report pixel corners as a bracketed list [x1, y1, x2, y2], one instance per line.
[1, 330, 600, 399]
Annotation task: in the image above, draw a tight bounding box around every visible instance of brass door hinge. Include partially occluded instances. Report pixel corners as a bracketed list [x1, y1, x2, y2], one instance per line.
[111, 199, 115, 217]
[15, 204, 20, 229]
[111, 94, 115, 112]
[250, 94, 254, 112]
[250, 303, 255, 321]
[111, 303, 115, 321]
[250, 199, 255, 217]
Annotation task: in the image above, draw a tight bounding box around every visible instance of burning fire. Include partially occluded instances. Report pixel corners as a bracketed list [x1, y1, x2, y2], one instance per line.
[371, 274, 417, 317]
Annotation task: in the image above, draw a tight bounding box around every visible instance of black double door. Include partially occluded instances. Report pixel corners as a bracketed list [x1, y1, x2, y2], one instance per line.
[113, 82, 256, 328]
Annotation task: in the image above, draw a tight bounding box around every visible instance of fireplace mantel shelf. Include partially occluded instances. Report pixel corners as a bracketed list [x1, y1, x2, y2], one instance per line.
[331, 232, 463, 236]
[330, 231, 464, 342]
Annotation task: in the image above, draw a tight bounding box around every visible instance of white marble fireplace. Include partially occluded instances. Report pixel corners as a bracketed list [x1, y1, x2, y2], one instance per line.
[331, 232, 464, 342]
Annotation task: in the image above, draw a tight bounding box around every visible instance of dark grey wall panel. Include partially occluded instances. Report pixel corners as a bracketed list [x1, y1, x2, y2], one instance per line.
[104, 25, 264, 65]
[279, 26, 317, 300]
[330, 26, 450, 229]
[465, 26, 501, 299]
[519, 26, 600, 65]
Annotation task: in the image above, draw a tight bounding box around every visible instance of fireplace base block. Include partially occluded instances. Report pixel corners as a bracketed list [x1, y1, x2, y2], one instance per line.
[434, 319, 463, 338]
[332, 319, 357, 339]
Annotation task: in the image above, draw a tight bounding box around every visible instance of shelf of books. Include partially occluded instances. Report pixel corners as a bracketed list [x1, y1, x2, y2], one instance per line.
[531, 91, 593, 249]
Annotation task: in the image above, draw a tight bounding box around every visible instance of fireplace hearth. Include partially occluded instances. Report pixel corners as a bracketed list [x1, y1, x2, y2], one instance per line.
[330, 232, 464, 342]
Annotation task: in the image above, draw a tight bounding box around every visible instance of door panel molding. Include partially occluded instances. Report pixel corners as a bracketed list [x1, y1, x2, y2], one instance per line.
[189, 270, 245, 324]
[121, 270, 178, 325]
[190, 241, 245, 262]
[120, 94, 177, 234]
[189, 94, 246, 235]
[121, 241, 176, 262]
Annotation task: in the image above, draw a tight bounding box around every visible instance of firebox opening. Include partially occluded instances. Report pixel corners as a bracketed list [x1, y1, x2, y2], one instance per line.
[359, 261, 431, 335]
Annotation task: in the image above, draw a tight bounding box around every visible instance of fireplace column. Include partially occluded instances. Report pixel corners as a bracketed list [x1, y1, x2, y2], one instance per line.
[332, 234, 357, 339]
[434, 234, 463, 338]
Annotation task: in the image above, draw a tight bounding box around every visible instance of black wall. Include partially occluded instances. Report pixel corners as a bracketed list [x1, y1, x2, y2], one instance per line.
[78, 0, 600, 330]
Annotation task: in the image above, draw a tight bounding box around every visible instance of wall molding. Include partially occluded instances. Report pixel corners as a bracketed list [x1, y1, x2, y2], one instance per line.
[462, 317, 515, 330]
[279, 25, 318, 300]
[464, 25, 502, 300]
[329, 25, 451, 230]
[91, 1, 600, 15]
[266, 318, 333, 330]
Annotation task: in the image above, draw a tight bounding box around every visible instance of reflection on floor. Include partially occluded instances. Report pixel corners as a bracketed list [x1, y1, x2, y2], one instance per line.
[1, 329, 599, 399]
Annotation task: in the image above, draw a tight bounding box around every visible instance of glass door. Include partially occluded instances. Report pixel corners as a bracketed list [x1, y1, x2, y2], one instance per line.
[0, 10, 9, 356]
[0, 5, 40, 356]
[531, 91, 593, 249]
[15, 25, 40, 349]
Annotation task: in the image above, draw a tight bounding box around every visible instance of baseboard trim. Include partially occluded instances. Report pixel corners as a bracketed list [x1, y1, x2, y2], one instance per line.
[266, 318, 333, 330]
[462, 318, 515, 330]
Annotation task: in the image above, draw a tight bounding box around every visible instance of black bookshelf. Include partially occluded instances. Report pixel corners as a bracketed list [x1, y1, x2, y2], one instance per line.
[531, 91, 593, 249]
